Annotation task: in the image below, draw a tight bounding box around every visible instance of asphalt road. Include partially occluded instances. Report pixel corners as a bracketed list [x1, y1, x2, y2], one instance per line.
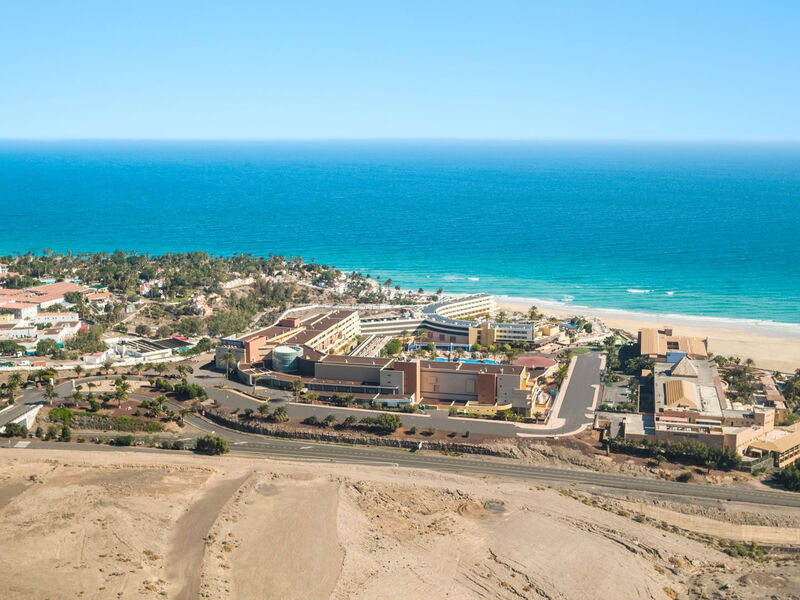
[0, 399, 41, 428]
[13, 425, 800, 508]
[189, 356, 601, 437]
[545, 352, 602, 435]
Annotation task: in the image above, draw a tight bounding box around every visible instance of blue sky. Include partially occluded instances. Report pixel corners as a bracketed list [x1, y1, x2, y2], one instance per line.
[1, 1, 798, 140]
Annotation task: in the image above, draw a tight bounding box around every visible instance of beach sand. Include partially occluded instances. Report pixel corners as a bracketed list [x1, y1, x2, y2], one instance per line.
[495, 296, 800, 373]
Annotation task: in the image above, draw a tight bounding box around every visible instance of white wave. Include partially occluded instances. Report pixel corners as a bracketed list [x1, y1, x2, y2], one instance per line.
[467, 277, 480, 281]
[665, 291, 675, 296]
[489, 294, 800, 340]
[626, 288, 652, 294]
[561, 295, 574, 302]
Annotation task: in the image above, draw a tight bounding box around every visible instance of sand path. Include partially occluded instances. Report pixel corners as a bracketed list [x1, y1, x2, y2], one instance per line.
[167, 473, 250, 600]
[229, 479, 344, 599]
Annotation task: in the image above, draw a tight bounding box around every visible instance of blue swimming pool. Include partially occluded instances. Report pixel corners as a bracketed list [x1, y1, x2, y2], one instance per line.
[435, 358, 498, 364]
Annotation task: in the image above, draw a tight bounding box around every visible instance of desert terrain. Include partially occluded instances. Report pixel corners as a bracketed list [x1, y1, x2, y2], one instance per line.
[1, 448, 798, 600]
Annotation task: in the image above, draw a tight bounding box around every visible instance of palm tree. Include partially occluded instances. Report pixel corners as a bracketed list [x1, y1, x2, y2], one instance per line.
[114, 386, 128, 407]
[744, 358, 755, 369]
[6, 372, 23, 402]
[272, 406, 289, 422]
[73, 364, 83, 378]
[221, 350, 235, 380]
[291, 378, 304, 401]
[257, 403, 270, 417]
[154, 362, 168, 376]
[176, 364, 192, 380]
[71, 389, 83, 405]
[533, 411, 543, 423]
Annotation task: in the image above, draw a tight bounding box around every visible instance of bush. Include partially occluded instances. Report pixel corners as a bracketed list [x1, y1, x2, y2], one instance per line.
[59, 425, 72, 442]
[375, 412, 402, 434]
[109, 435, 135, 446]
[605, 437, 742, 471]
[675, 471, 693, 482]
[2, 422, 28, 437]
[173, 381, 207, 400]
[194, 434, 229, 455]
[49, 407, 73, 426]
[780, 463, 800, 492]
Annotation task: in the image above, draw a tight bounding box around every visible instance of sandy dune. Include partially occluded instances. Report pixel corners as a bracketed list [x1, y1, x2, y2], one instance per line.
[0, 449, 798, 599]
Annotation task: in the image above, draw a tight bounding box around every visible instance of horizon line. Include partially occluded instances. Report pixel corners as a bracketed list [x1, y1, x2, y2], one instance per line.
[1, 137, 800, 144]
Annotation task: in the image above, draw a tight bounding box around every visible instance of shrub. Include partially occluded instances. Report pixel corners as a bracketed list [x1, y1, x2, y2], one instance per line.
[59, 425, 72, 442]
[375, 413, 402, 434]
[195, 434, 229, 455]
[49, 407, 73, 426]
[109, 435, 134, 446]
[2, 422, 28, 437]
[780, 463, 800, 492]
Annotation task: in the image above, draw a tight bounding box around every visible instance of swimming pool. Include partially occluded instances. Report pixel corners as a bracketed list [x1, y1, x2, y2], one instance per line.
[435, 358, 498, 364]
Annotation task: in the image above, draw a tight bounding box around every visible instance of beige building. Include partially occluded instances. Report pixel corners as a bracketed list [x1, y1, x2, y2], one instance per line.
[639, 327, 707, 359]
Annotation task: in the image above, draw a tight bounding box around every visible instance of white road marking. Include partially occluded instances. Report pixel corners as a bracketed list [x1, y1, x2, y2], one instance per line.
[14, 441, 30, 448]
[232, 441, 247, 445]
[299, 446, 312, 450]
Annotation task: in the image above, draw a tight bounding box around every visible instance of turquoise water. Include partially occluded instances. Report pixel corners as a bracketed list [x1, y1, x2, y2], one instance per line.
[1, 141, 799, 325]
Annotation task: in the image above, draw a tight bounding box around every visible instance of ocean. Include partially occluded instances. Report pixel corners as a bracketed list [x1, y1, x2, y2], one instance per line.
[1, 140, 799, 327]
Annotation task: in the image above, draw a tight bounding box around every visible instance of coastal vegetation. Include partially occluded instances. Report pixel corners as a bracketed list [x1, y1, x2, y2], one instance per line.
[780, 462, 800, 492]
[604, 437, 742, 471]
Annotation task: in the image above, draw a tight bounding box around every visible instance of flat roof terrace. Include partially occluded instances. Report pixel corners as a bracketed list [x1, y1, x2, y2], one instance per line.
[319, 355, 394, 367]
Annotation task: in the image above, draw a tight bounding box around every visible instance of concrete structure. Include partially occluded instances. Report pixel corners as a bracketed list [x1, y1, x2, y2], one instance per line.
[272, 345, 304, 373]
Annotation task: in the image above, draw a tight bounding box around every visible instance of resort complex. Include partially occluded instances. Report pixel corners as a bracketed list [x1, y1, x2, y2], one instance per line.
[596, 328, 800, 469]
[217, 295, 553, 417]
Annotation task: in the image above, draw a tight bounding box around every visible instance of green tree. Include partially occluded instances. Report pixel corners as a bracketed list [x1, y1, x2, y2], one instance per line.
[2, 422, 28, 437]
[36, 338, 60, 357]
[291, 378, 304, 401]
[59, 424, 72, 442]
[194, 434, 229, 455]
[375, 412, 402, 433]
[6, 372, 24, 401]
[221, 350, 236, 380]
[383, 338, 403, 356]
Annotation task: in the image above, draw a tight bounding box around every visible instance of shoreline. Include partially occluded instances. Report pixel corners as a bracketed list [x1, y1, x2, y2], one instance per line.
[487, 294, 800, 373]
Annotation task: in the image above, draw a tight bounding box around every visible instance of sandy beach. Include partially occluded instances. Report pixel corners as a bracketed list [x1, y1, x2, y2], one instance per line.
[495, 295, 800, 373]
